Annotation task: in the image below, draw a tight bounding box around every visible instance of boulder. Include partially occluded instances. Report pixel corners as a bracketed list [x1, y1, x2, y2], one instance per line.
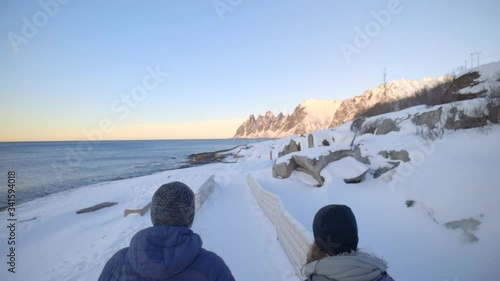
[373, 161, 400, 179]
[487, 100, 500, 124]
[444, 218, 481, 243]
[412, 108, 443, 129]
[344, 170, 367, 184]
[292, 155, 324, 187]
[444, 112, 488, 130]
[375, 119, 400, 135]
[272, 160, 297, 179]
[352, 144, 370, 165]
[378, 150, 410, 162]
[350, 117, 366, 134]
[272, 148, 355, 186]
[278, 139, 301, 157]
[442, 71, 486, 103]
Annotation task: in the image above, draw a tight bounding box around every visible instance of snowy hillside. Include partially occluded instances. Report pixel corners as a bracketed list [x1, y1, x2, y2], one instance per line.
[233, 99, 341, 138]
[236, 61, 500, 139]
[444, 61, 500, 101]
[234, 75, 453, 138]
[329, 75, 453, 128]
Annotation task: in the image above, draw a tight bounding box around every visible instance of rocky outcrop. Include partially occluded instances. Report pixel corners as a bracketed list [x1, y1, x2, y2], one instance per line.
[352, 144, 370, 164]
[360, 118, 400, 135]
[442, 71, 484, 103]
[488, 97, 500, 124]
[329, 76, 452, 128]
[373, 150, 409, 178]
[188, 145, 245, 165]
[444, 218, 481, 243]
[443, 62, 500, 104]
[272, 144, 370, 186]
[350, 117, 366, 134]
[273, 149, 357, 186]
[378, 150, 410, 162]
[373, 162, 400, 179]
[375, 119, 400, 135]
[344, 171, 367, 184]
[444, 110, 488, 130]
[412, 108, 443, 129]
[278, 140, 301, 158]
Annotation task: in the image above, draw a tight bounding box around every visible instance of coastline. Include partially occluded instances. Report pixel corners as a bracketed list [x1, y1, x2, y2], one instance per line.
[0, 140, 249, 213]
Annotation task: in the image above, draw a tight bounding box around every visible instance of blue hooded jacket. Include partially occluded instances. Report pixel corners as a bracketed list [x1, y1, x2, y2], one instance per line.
[98, 225, 235, 281]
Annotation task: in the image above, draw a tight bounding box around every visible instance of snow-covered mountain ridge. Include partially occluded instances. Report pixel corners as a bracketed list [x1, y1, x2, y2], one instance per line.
[234, 61, 500, 138]
[233, 99, 342, 138]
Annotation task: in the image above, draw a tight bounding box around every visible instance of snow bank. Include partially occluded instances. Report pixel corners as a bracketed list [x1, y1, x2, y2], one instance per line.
[257, 122, 500, 281]
[321, 156, 368, 180]
[195, 175, 216, 212]
[246, 174, 313, 278]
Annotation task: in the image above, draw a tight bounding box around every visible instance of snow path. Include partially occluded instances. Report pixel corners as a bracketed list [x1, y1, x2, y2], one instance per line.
[193, 167, 299, 281]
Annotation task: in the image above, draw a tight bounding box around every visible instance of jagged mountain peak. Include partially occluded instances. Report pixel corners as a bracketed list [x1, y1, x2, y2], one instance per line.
[233, 99, 339, 138]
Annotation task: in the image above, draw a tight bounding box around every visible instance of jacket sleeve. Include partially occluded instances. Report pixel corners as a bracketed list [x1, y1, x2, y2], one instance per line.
[203, 250, 235, 281]
[98, 248, 128, 281]
[215, 259, 235, 281]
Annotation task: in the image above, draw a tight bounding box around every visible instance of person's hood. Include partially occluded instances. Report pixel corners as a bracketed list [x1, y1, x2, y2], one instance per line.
[127, 225, 202, 279]
[304, 252, 388, 281]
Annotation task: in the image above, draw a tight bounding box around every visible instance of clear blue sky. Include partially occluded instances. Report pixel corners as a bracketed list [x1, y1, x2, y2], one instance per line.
[1, 0, 499, 141]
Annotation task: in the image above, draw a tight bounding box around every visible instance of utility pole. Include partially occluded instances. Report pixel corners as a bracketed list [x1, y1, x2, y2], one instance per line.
[470, 52, 482, 67]
[383, 68, 387, 95]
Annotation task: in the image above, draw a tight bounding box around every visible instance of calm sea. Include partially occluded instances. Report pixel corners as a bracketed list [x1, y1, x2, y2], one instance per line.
[0, 139, 265, 208]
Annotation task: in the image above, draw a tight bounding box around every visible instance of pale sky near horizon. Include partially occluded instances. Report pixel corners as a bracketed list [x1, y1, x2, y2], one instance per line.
[1, 0, 499, 141]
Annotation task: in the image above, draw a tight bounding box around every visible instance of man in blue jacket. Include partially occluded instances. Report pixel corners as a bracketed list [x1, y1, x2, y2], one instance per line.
[98, 181, 235, 281]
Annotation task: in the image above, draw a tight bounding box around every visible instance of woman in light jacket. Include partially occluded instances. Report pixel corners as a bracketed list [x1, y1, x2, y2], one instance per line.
[303, 204, 394, 281]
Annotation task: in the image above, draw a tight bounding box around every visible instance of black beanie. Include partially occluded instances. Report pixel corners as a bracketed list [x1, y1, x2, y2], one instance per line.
[150, 181, 195, 228]
[312, 204, 358, 255]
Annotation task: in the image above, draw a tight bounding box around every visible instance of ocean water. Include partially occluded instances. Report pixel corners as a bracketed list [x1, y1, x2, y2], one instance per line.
[0, 139, 265, 208]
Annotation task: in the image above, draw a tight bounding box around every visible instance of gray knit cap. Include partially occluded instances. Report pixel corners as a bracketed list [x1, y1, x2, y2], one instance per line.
[150, 181, 195, 228]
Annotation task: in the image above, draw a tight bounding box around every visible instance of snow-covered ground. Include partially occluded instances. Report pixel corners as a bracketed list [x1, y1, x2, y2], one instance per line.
[256, 127, 500, 280]
[1, 108, 500, 280]
[0, 163, 297, 281]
